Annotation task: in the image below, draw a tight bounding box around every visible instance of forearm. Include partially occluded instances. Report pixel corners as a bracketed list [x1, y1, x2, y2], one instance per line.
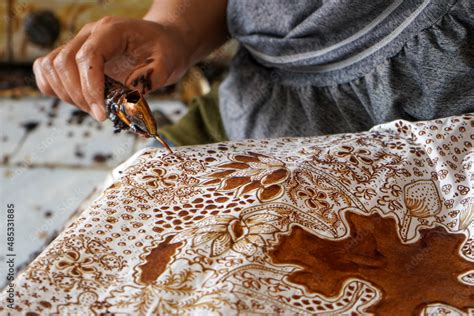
[144, 0, 229, 65]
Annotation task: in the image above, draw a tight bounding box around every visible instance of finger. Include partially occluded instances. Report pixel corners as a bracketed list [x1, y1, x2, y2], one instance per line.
[75, 47, 107, 121]
[40, 46, 77, 105]
[75, 18, 127, 121]
[53, 24, 94, 114]
[33, 57, 55, 97]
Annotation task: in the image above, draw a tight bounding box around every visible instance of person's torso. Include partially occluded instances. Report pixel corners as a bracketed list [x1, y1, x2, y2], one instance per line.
[226, 0, 454, 83]
[219, 0, 473, 140]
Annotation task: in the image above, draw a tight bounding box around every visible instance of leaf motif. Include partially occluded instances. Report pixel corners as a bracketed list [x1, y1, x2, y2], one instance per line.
[192, 232, 222, 247]
[258, 185, 284, 202]
[232, 168, 263, 178]
[219, 176, 251, 191]
[234, 155, 261, 163]
[253, 155, 284, 167]
[232, 240, 257, 256]
[248, 223, 279, 235]
[211, 234, 231, 257]
[171, 229, 194, 243]
[217, 162, 249, 170]
[202, 179, 221, 186]
[244, 213, 281, 225]
[246, 161, 273, 170]
[459, 204, 474, 230]
[261, 168, 289, 186]
[207, 170, 235, 179]
[236, 181, 261, 196]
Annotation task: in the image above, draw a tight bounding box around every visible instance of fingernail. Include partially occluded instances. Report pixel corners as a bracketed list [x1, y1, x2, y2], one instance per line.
[91, 103, 105, 121]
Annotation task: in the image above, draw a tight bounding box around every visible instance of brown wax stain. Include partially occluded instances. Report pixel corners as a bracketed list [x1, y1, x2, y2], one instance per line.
[137, 235, 182, 285]
[268, 212, 473, 315]
[39, 301, 52, 308]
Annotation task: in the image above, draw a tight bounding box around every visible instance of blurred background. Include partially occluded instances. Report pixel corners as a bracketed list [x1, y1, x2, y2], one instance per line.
[0, 0, 235, 289]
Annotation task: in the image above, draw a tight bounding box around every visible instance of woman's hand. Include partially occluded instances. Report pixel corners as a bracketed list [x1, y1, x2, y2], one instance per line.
[33, 17, 191, 121]
[33, 0, 228, 121]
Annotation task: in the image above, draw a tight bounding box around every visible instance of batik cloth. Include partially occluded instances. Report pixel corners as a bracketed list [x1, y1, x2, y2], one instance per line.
[1, 114, 473, 315]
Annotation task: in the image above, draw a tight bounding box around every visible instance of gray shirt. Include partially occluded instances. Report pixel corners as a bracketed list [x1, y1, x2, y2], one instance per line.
[219, 0, 474, 140]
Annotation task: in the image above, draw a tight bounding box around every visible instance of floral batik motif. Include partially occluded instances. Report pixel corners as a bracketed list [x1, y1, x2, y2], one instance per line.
[1, 114, 473, 315]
